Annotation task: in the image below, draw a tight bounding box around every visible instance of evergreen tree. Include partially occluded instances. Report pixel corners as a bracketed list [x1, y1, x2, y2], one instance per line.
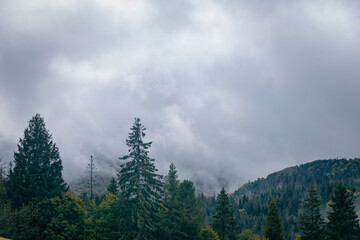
[88, 155, 96, 201]
[106, 177, 119, 195]
[299, 184, 325, 240]
[264, 198, 284, 240]
[212, 187, 237, 240]
[118, 118, 163, 240]
[177, 180, 202, 240]
[160, 163, 182, 240]
[7, 113, 67, 208]
[326, 182, 360, 240]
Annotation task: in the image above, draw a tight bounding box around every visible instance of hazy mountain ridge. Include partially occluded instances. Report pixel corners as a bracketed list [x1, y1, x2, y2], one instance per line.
[229, 158, 360, 239]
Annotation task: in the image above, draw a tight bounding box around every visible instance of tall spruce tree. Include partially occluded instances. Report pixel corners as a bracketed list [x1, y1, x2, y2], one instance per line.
[326, 182, 360, 240]
[264, 198, 284, 240]
[88, 155, 96, 201]
[160, 163, 182, 240]
[7, 114, 66, 208]
[177, 180, 202, 240]
[118, 118, 163, 240]
[299, 184, 325, 240]
[106, 177, 119, 195]
[212, 187, 237, 240]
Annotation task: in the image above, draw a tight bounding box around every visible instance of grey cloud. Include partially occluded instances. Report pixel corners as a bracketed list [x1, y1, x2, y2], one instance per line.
[1, 0, 360, 194]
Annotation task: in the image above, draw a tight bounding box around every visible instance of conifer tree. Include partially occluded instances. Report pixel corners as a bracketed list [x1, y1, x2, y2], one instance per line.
[160, 163, 182, 240]
[326, 182, 360, 240]
[177, 180, 202, 240]
[7, 114, 67, 208]
[212, 187, 237, 240]
[118, 118, 163, 240]
[299, 184, 325, 240]
[88, 155, 96, 201]
[264, 198, 284, 240]
[106, 177, 119, 195]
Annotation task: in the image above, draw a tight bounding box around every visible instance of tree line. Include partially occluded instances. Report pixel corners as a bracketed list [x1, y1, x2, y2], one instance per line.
[0, 114, 359, 240]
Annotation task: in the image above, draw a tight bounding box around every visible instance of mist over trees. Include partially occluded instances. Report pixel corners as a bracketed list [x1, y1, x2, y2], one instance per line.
[0, 114, 360, 240]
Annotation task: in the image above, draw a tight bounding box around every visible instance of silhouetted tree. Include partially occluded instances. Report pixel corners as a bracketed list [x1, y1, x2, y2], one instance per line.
[212, 187, 237, 240]
[7, 114, 66, 208]
[299, 184, 325, 240]
[264, 198, 284, 240]
[88, 155, 96, 201]
[327, 182, 360, 240]
[118, 118, 163, 240]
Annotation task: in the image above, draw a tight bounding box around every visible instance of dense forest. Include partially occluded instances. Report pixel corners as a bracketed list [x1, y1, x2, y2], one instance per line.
[0, 114, 359, 240]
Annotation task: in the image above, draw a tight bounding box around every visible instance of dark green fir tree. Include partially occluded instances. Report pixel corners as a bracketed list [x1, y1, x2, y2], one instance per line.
[212, 187, 237, 240]
[7, 113, 67, 208]
[177, 180, 202, 240]
[159, 163, 182, 240]
[106, 177, 119, 195]
[118, 118, 163, 240]
[299, 184, 325, 240]
[326, 182, 360, 240]
[264, 198, 284, 240]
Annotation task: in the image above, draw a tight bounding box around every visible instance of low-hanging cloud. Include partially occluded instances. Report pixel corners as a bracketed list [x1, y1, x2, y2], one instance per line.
[1, 0, 360, 194]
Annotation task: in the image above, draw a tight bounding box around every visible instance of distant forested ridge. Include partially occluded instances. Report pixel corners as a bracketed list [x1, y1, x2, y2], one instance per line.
[1, 113, 359, 240]
[229, 158, 360, 239]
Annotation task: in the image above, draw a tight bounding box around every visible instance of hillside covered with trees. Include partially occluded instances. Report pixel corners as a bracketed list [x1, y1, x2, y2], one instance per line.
[0, 114, 359, 240]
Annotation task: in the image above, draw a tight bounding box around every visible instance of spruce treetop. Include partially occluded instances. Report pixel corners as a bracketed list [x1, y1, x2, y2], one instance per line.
[7, 113, 66, 208]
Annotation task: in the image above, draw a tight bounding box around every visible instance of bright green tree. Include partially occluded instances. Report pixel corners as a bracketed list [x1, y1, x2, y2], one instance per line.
[212, 187, 237, 240]
[264, 198, 284, 240]
[118, 118, 163, 240]
[299, 184, 325, 240]
[177, 180, 202, 240]
[326, 182, 360, 240]
[238, 229, 261, 240]
[202, 225, 220, 240]
[7, 114, 67, 208]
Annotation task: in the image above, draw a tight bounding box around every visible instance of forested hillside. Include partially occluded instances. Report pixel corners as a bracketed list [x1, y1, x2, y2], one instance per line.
[1, 114, 360, 240]
[228, 159, 360, 239]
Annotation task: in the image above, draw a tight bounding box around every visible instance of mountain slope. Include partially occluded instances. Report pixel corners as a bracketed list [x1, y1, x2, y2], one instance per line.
[231, 158, 360, 239]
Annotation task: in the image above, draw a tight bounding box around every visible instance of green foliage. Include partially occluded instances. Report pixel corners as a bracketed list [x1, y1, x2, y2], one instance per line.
[212, 187, 237, 240]
[106, 177, 118, 195]
[159, 163, 182, 240]
[84, 193, 120, 240]
[177, 180, 203, 240]
[6, 114, 67, 208]
[118, 118, 163, 240]
[201, 225, 220, 240]
[238, 229, 261, 240]
[226, 158, 360, 239]
[299, 184, 325, 240]
[264, 198, 284, 240]
[40, 192, 85, 240]
[326, 182, 360, 240]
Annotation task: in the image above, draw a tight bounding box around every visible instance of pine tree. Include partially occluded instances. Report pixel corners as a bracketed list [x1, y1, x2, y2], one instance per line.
[212, 187, 237, 240]
[177, 180, 202, 240]
[7, 113, 67, 208]
[264, 198, 284, 240]
[88, 155, 96, 201]
[299, 184, 325, 240]
[106, 177, 119, 195]
[160, 163, 182, 240]
[326, 182, 360, 240]
[118, 118, 163, 240]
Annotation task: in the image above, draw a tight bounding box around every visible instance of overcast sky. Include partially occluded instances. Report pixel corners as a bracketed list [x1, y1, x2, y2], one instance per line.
[1, 0, 360, 194]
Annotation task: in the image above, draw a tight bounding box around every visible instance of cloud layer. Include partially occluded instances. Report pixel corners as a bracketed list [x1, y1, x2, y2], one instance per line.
[1, 0, 360, 193]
